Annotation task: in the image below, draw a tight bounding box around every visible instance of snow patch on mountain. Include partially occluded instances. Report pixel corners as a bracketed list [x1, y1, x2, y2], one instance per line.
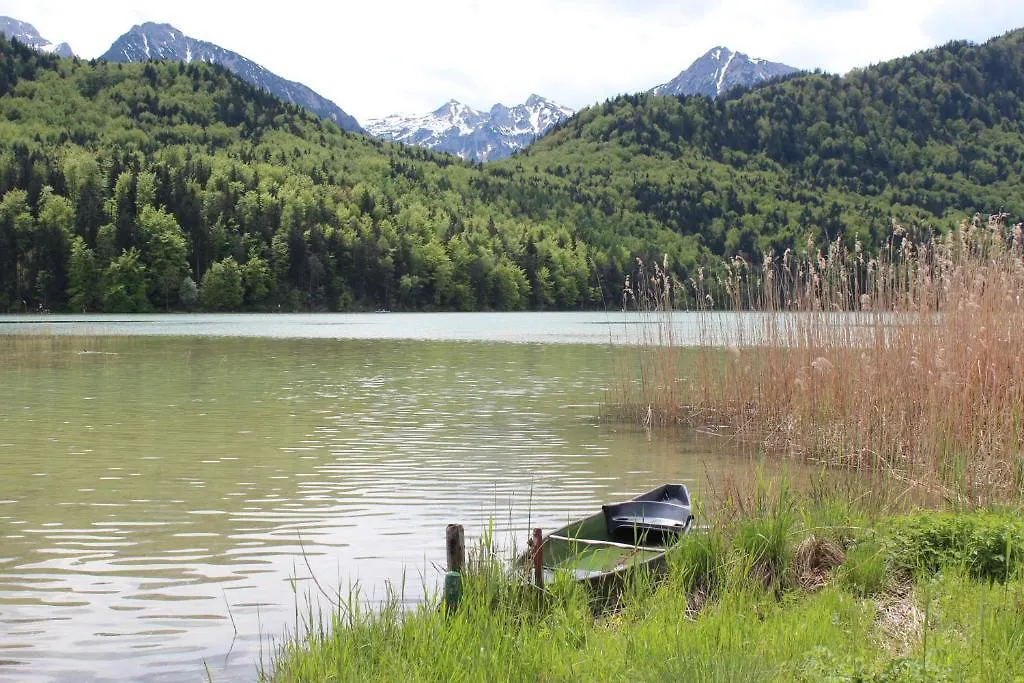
[100, 23, 363, 133]
[651, 46, 798, 99]
[367, 94, 574, 162]
[0, 16, 74, 57]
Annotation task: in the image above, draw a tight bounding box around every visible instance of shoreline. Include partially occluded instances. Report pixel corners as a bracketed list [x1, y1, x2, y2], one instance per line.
[266, 489, 1024, 682]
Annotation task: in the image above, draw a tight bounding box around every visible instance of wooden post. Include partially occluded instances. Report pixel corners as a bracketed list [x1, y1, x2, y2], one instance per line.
[444, 524, 465, 613]
[446, 524, 465, 573]
[532, 527, 544, 589]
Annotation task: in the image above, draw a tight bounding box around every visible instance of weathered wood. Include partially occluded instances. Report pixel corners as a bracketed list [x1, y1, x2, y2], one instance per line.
[443, 524, 465, 613]
[532, 527, 544, 588]
[547, 533, 663, 553]
[446, 524, 465, 573]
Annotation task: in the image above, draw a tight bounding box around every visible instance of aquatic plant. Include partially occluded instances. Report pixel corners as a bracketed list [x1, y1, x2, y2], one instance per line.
[612, 214, 1024, 502]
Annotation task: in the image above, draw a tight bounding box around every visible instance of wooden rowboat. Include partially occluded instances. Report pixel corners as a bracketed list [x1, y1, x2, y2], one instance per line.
[527, 484, 693, 587]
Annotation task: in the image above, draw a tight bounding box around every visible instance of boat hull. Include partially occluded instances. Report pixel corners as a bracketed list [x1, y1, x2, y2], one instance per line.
[522, 484, 694, 588]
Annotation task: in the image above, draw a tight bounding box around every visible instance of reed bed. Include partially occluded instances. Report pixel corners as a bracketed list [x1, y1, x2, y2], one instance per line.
[612, 215, 1024, 503]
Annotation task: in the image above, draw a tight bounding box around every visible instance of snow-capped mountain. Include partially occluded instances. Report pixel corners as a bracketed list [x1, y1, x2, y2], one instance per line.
[100, 23, 362, 133]
[0, 16, 74, 57]
[652, 47, 798, 99]
[366, 95, 574, 162]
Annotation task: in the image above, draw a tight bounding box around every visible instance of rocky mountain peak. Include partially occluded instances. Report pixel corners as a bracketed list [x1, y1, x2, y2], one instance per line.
[651, 46, 798, 99]
[99, 22, 362, 132]
[366, 95, 575, 162]
[0, 16, 75, 57]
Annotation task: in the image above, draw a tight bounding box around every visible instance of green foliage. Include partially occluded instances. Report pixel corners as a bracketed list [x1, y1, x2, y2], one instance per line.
[669, 528, 727, 594]
[268, 506, 1024, 682]
[101, 248, 149, 312]
[837, 535, 890, 596]
[67, 236, 99, 312]
[797, 647, 953, 683]
[178, 275, 199, 309]
[0, 188, 34, 310]
[734, 510, 796, 587]
[490, 256, 530, 310]
[241, 253, 273, 308]
[502, 29, 1024, 274]
[0, 34, 611, 313]
[1, 29, 1023, 312]
[882, 512, 1024, 581]
[138, 206, 188, 309]
[200, 257, 244, 310]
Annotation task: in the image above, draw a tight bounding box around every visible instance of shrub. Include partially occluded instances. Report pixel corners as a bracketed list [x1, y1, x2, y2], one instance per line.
[883, 512, 1024, 582]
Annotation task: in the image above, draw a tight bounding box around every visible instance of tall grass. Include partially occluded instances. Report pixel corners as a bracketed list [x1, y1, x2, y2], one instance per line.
[614, 215, 1024, 502]
[266, 489, 1024, 682]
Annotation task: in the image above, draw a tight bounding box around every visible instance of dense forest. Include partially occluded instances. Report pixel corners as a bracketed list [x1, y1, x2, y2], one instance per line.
[0, 37, 614, 313]
[494, 29, 1024, 261]
[0, 28, 1021, 313]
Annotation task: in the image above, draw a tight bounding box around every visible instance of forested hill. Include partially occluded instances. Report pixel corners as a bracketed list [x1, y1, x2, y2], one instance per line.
[0, 36, 663, 313]
[490, 28, 1024, 259]
[2, 28, 1024, 314]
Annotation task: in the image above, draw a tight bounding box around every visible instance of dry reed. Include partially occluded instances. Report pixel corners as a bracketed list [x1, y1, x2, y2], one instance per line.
[613, 214, 1024, 503]
[794, 535, 845, 591]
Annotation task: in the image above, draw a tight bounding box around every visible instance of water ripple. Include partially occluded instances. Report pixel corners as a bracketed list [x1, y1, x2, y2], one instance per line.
[0, 335, 733, 682]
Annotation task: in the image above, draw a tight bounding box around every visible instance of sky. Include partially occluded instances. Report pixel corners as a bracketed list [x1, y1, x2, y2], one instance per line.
[2, 0, 1024, 124]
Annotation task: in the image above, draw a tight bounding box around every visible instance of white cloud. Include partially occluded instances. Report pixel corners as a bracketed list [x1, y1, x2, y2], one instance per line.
[2, 0, 1022, 123]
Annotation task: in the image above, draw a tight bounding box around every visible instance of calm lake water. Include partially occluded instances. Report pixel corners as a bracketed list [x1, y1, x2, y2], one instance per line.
[0, 313, 753, 682]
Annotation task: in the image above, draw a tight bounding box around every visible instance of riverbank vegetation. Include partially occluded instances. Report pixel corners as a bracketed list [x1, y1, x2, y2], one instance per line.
[266, 482, 1024, 682]
[611, 213, 1024, 504]
[2, 29, 1023, 313]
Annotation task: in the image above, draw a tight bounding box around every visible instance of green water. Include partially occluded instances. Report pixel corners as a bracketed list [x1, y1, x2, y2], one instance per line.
[0, 318, 747, 681]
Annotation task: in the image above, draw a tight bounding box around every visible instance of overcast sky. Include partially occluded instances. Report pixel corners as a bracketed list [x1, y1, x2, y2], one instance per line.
[3, 0, 1024, 123]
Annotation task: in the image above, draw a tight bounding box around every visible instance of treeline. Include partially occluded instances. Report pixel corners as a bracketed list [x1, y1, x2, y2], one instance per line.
[0, 37, 619, 313]
[1, 27, 1023, 313]
[491, 29, 1024, 260]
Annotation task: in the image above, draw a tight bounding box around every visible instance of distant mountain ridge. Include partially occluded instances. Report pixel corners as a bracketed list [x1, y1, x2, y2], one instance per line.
[0, 16, 74, 57]
[369, 46, 796, 160]
[0, 24, 1022, 315]
[366, 95, 574, 162]
[652, 46, 798, 98]
[100, 22, 362, 132]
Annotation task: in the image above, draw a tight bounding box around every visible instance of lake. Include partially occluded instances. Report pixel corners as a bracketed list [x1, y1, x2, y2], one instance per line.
[0, 313, 752, 682]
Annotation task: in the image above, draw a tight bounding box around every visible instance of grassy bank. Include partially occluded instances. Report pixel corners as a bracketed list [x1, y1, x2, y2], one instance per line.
[611, 215, 1024, 503]
[266, 485, 1024, 682]
[266, 216, 1024, 680]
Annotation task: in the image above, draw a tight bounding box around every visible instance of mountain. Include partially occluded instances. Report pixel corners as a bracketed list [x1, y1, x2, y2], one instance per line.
[0, 16, 74, 57]
[100, 22, 362, 133]
[0, 34, 609, 315]
[1, 27, 1023, 315]
[651, 46, 798, 98]
[366, 95, 574, 162]
[511, 29, 1024, 260]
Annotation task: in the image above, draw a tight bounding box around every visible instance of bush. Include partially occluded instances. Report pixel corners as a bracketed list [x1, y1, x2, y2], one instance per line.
[200, 257, 244, 311]
[883, 512, 1024, 582]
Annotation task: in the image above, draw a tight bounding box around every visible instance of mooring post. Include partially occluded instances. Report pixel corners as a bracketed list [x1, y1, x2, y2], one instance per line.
[446, 524, 465, 573]
[444, 524, 465, 612]
[532, 527, 544, 589]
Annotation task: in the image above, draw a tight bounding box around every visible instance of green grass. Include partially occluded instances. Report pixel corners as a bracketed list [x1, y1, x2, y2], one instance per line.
[265, 501, 1024, 682]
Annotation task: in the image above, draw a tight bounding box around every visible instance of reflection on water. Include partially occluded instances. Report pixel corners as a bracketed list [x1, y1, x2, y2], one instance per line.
[0, 330, 749, 682]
